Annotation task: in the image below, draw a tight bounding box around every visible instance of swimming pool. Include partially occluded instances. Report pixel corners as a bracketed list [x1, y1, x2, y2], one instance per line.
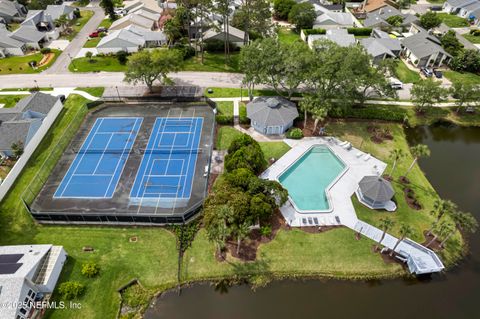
[278, 145, 346, 212]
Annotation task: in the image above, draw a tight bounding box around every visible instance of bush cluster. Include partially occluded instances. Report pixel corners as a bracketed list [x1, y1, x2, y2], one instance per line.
[470, 29, 480, 36]
[58, 281, 85, 300]
[285, 127, 303, 139]
[204, 39, 237, 53]
[169, 221, 200, 253]
[346, 28, 373, 36]
[81, 262, 100, 278]
[40, 48, 51, 54]
[303, 28, 327, 35]
[215, 114, 234, 124]
[329, 105, 407, 122]
[225, 134, 267, 174]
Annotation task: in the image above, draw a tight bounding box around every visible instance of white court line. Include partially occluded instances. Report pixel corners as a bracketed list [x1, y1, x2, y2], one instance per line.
[103, 117, 141, 198]
[57, 118, 104, 197]
[92, 132, 114, 175]
[180, 113, 197, 199]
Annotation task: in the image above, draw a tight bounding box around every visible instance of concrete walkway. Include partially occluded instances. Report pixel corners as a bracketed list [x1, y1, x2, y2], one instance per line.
[0, 88, 99, 101]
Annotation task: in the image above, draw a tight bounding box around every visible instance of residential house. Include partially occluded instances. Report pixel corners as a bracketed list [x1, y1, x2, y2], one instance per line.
[0, 244, 67, 319]
[401, 30, 452, 68]
[0, 0, 27, 23]
[45, 4, 76, 21]
[313, 5, 355, 29]
[97, 26, 167, 53]
[307, 29, 356, 48]
[134, 8, 161, 29]
[360, 36, 401, 64]
[0, 92, 61, 157]
[0, 26, 26, 56]
[110, 13, 157, 31]
[360, 0, 397, 13]
[246, 96, 299, 135]
[458, 1, 480, 18]
[203, 25, 247, 46]
[97, 29, 145, 54]
[442, 0, 478, 14]
[363, 5, 419, 28]
[9, 25, 47, 49]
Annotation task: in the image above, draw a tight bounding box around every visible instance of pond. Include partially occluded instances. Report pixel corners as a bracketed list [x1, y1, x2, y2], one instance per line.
[144, 123, 480, 319]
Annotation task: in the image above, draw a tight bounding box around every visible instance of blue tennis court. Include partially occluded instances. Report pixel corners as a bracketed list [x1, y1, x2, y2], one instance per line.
[54, 117, 143, 198]
[130, 117, 203, 204]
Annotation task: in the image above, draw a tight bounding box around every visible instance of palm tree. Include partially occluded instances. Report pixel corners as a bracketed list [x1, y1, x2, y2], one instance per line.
[426, 221, 451, 248]
[404, 144, 430, 178]
[427, 199, 456, 235]
[440, 211, 478, 247]
[299, 95, 315, 128]
[389, 148, 404, 177]
[311, 107, 328, 134]
[236, 222, 250, 255]
[390, 224, 414, 257]
[377, 217, 395, 250]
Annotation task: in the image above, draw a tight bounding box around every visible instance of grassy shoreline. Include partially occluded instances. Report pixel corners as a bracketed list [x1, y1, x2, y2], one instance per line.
[0, 94, 472, 318]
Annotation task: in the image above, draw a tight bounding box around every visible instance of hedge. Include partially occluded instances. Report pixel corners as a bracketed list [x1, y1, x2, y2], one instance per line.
[303, 28, 327, 35]
[239, 105, 249, 124]
[286, 127, 303, 139]
[347, 28, 373, 36]
[216, 114, 234, 124]
[329, 105, 407, 122]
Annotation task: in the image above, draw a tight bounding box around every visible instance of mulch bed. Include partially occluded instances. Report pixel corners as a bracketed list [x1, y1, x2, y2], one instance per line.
[399, 176, 410, 184]
[207, 173, 219, 193]
[422, 231, 443, 251]
[403, 187, 422, 210]
[224, 210, 286, 261]
[367, 125, 394, 144]
[38, 52, 55, 67]
[294, 118, 322, 137]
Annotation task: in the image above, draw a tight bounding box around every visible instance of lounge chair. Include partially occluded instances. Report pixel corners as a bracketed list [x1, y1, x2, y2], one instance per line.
[338, 141, 348, 146]
[364, 154, 371, 161]
[313, 217, 319, 225]
[344, 143, 353, 151]
[308, 217, 313, 225]
[356, 151, 364, 158]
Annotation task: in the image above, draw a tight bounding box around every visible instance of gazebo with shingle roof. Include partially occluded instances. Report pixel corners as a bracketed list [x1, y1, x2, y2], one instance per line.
[246, 96, 298, 135]
[356, 175, 397, 211]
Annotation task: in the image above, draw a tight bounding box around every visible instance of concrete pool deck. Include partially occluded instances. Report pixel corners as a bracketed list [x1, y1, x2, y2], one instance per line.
[261, 136, 444, 274]
[261, 137, 386, 228]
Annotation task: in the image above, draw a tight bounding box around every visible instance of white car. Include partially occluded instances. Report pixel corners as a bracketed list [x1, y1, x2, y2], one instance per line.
[389, 77, 403, 90]
[114, 8, 127, 16]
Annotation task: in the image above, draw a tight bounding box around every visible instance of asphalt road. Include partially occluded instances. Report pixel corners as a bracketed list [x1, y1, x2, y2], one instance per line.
[44, 5, 105, 74]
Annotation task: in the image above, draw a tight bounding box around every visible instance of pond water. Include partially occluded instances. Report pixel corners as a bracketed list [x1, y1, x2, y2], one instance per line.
[144, 123, 480, 319]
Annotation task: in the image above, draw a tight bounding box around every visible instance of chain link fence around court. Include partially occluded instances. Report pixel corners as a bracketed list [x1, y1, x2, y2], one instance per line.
[21, 102, 89, 208]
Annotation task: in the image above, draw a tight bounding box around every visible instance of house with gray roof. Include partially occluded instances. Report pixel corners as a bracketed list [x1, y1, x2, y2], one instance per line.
[313, 10, 355, 29]
[360, 29, 401, 64]
[203, 25, 247, 46]
[308, 28, 356, 48]
[124, 25, 167, 46]
[0, 26, 26, 56]
[45, 4, 76, 21]
[0, 0, 27, 23]
[97, 28, 146, 54]
[110, 12, 156, 31]
[443, 0, 478, 13]
[356, 175, 396, 211]
[0, 244, 67, 319]
[0, 92, 61, 158]
[9, 25, 47, 49]
[401, 30, 452, 68]
[363, 5, 419, 28]
[246, 96, 299, 135]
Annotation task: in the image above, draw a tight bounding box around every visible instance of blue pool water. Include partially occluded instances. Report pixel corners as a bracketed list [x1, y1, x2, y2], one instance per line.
[278, 146, 345, 211]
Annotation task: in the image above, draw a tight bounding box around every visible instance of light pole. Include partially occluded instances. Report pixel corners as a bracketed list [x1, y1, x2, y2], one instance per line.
[115, 86, 121, 101]
[68, 53, 77, 71]
[33, 79, 39, 90]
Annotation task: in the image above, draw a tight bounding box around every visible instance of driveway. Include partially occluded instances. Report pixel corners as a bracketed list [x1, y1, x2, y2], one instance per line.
[44, 5, 105, 74]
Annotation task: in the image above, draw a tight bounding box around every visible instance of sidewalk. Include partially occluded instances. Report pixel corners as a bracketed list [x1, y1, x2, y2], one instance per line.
[0, 88, 99, 102]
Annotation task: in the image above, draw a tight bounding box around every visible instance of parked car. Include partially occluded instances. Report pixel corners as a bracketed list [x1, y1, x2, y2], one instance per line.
[114, 8, 127, 16]
[389, 77, 403, 90]
[421, 67, 433, 77]
[431, 6, 443, 11]
[433, 69, 443, 79]
[97, 27, 108, 33]
[89, 31, 100, 38]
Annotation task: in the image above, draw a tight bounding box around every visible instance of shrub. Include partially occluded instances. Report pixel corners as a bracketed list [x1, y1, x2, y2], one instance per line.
[29, 60, 37, 67]
[204, 39, 236, 52]
[347, 28, 372, 36]
[99, 32, 107, 37]
[168, 221, 200, 253]
[58, 281, 85, 300]
[173, 43, 196, 59]
[260, 225, 272, 237]
[329, 105, 406, 122]
[303, 28, 326, 35]
[239, 105, 249, 124]
[81, 262, 100, 278]
[286, 127, 303, 139]
[122, 284, 151, 308]
[116, 50, 128, 65]
[40, 47, 51, 54]
[288, 3, 316, 31]
[215, 114, 234, 124]
[225, 134, 267, 174]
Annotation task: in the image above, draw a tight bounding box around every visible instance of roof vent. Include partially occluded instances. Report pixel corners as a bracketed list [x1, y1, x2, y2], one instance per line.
[266, 98, 281, 109]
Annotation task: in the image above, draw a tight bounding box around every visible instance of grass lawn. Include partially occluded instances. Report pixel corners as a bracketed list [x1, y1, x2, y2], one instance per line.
[444, 70, 480, 86]
[0, 49, 60, 74]
[0, 95, 27, 108]
[394, 60, 421, 84]
[216, 126, 243, 150]
[277, 28, 301, 44]
[63, 10, 94, 41]
[75, 87, 105, 97]
[216, 101, 234, 116]
[326, 121, 463, 265]
[182, 52, 240, 73]
[69, 56, 126, 72]
[83, 36, 102, 48]
[260, 142, 291, 161]
[462, 33, 480, 44]
[437, 12, 469, 28]
[205, 87, 302, 98]
[427, 0, 445, 3]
